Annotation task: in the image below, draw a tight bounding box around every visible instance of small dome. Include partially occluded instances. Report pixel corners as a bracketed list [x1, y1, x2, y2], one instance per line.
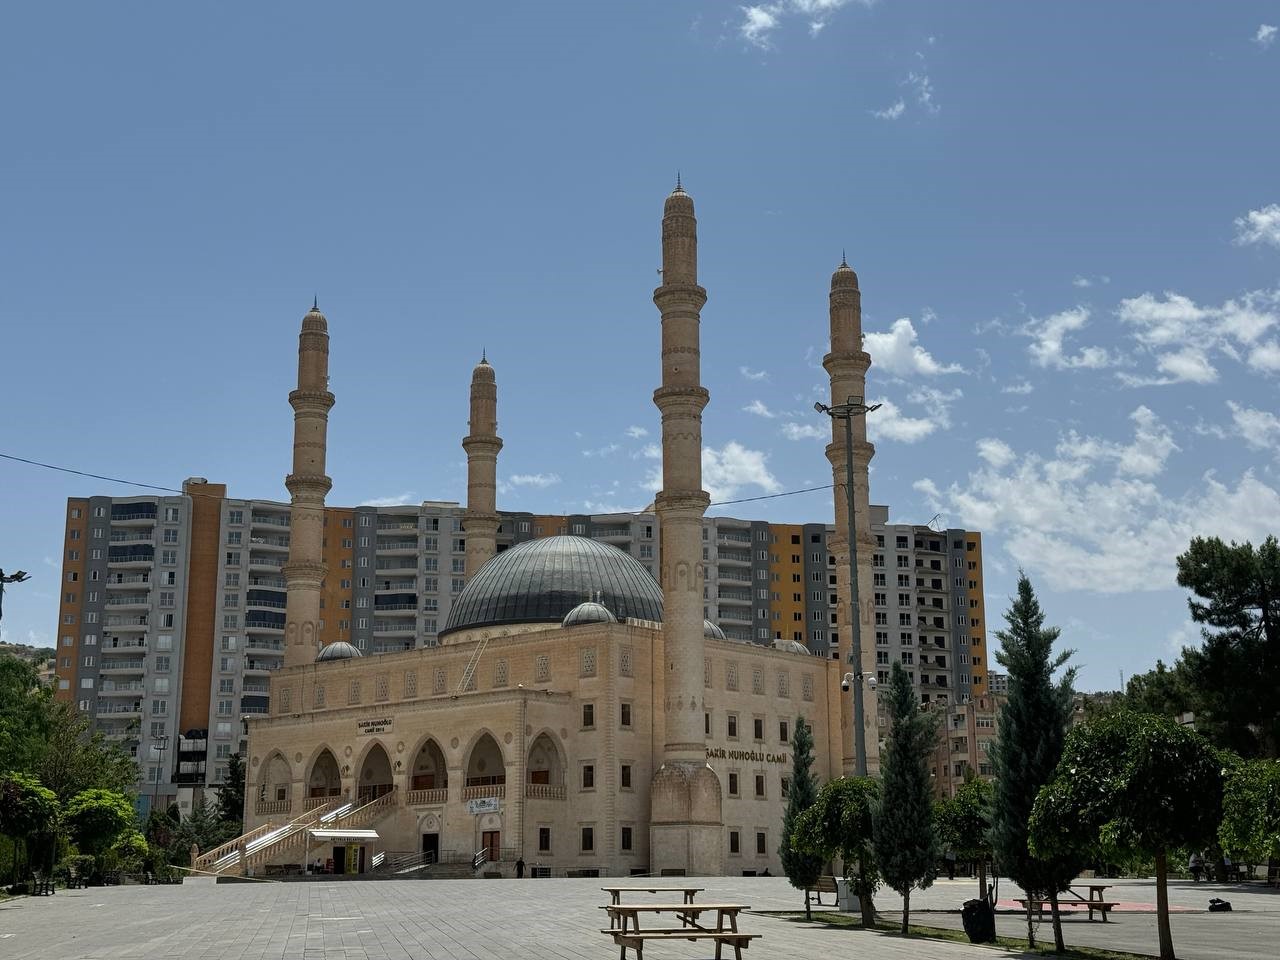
[302, 301, 328, 333]
[563, 600, 618, 627]
[472, 355, 494, 380]
[703, 619, 726, 640]
[773, 638, 812, 656]
[316, 641, 362, 663]
[831, 256, 859, 290]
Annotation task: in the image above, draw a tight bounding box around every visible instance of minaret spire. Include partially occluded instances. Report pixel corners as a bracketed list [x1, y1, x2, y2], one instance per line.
[649, 181, 723, 876]
[462, 355, 502, 579]
[823, 256, 880, 775]
[283, 302, 335, 668]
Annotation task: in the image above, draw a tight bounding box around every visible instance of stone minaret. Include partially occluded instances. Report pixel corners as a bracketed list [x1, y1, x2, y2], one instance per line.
[462, 355, 502, 579]
[649, 180, 723, 875]
[283, 301, 335, 669]
[824, 258, 881, 775]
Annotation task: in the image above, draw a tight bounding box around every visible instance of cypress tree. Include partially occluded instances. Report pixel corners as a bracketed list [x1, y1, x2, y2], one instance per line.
[989, 573, 1081, 952]
[873, 661, 940, 935]
[781, 716, 825, 918]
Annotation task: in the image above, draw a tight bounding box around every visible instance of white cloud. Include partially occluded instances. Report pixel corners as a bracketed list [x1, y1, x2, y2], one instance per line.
[737, 0, 870, 50]
[867, 398, 937, 443]
[1234, 203, 1280, 248]
[625, 425, 648, 439]
[1025, 306, 1117, 370]
[1227, 401, 1280, 452]
[1249, 340, 1280, 373]
[871, 99, 905, 120]
[740, 365, 770, 381]
[507, 472, 560, 488]
[1072, 274, 1111, 288]
[916, 408, 1280, 593]
[744, 400, 776, 419]
[641, 441, 781, 502]
[1254, 24, 1278, 48]
[1154, 347, 1218, 384]
[976, 438, 1015, 469]
[1001, 380, 1034, 395]
[362, 492, 416, 507]
[781, 421, 826, 441]
[582, 443, 621, 458]
[864, 318, 965, 376]
[905, 71, 939, 114]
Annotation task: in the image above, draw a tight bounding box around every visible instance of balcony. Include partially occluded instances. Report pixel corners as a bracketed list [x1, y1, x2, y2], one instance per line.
[374, 603, 417, 612]
[718, 570, 751, 583]
[377, 521, 419, 533]
[249, 536, 290, 551]
[377, 540, 418, 553]
[99, 681, 145, 695]
[109, 531, 154, 544]
[105, 574, 150, 589]
[244, 637, 284, 653]
[717, 531, 751, 544]
[718, 549, 751, 565]
[96, 703, 142, 718]
[102, 638, 147, 652]
[111, 508, 156, 525]
[246, 598, 286, 610]
[717, 590, 751, 604]
[107, 552, 153, 568]
[105, 595, 150, 609]
[245, 620, 284, 633]
[248, 576, 287, 589]
[407, 788, 448, 806]
[248, 556, 285, 571]
[718, 608, 751, 622]
[375, 581, 417, 593]
[372, 622, 416, 635]
[251, 513, 290, 528]
[524, 783, 565, 800]
[591, 527, 630, 540]
[245, 659, 281, 674]
[104, 615, 148, 630]
[100, 659, 146, 673]
[242, 682, 269, 695]
[461, 784, 505, 801]
[375, 560, 417, 572]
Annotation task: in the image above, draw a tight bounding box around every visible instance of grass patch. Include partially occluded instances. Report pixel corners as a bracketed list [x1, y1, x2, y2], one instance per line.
[767, 911, 1154, 960]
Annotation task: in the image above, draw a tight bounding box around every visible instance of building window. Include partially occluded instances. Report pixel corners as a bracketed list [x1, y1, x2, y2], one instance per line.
[728, 772, 739, 796]
[726, 662, 738, 691]
[535, 656, 550, 683]
[538, 827, 551, 853]
[348, 680, 361, 704]
[582, 703, 595, 729]
[753, 717, 764, 740]
[620, 764, 632, 789]
[580, 646, 597, 678]
[727, 714, 738, 739]
[433, 668, 447, 694]
[620, 647, 633, 677]
[581, 764, 595, 790]
[779, 720, 789, 743]
[493, 659, 508, 687]
[621, 826, 633, 851]
[756, 832, 767, 855]
[729, 830, 741, 855]
[704, 711, 711, 736]
[581, 827, 594, 852]
[620, 702, 632, 727]
[314, 685, 325, 707]
[755, 774, 766, 798]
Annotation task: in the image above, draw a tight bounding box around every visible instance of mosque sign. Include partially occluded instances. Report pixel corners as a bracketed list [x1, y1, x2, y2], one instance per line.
[356, 717, 393, 736]
[467, 797, 500, 815]
[706, 747, 791, 765]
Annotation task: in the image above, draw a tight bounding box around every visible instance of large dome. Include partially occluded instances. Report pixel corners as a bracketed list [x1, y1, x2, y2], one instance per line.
[440, 536, 663, 637]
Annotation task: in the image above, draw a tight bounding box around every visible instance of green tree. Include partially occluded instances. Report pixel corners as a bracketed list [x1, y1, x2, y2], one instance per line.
[873, 662, 939, 935]
[1030, 711, 1221, 960]
[1219, 757, 1280, 865]
[0, 771, 60, 883]
[780, 717, 825, 918]
[214, 752, 246, 828]
[63, 789, 137, 878]
[1176, 535, 1280, 757]
[38, 700, 137, 800]
[793, 776, 880, 926]
[934, 775, 994, 902]
[1117, 659, 1195, 718]
[988, 573, 1081, 952]
[0, 655, 51, 775]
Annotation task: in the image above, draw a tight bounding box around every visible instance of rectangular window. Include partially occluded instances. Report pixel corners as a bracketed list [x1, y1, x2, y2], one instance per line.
[753, 717, 764, 740]
[228, 510, 243, 525]
[581, 827, 594, 852]
[582, 764, 595, 789]
[728, 772, 739, 796]
[582, 703, 595, 728]
[620, 764, 632, 789]
[756, 832, 767, 855]
[226, 531, 241, 545]
[538, 827, 551, 852]
[621, 826, 633, 851]
[727, 714, 738, 738]
[779, 720, 789, 743]
[755, 774, 765, 798]
[620, 702, 632, 727]
[729, 830, 740, 855]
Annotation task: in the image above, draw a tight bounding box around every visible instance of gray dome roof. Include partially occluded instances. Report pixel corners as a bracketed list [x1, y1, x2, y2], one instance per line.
[441, 536, 663, 637]
[563, 600, 618, 627]
[316, 641, 362, 662]
[703, 619, 726, 640]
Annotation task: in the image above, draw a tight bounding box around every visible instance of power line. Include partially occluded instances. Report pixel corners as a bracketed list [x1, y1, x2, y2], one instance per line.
[1, 451, 836, 512]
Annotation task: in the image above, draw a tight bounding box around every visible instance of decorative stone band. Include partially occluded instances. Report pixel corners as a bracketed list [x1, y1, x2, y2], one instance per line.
[824, 440, 876, 465]
[285, 474, 333, 497]
[288, 389, 336, 410]
[654, 491, 711, 513]
[653, 285, 708, 310]
[282, 559, 326, 582]
[462, 436, 503, 452]
[822, 352, 871, 376]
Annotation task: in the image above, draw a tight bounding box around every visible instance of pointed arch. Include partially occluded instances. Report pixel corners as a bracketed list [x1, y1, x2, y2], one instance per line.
[525, 728, 566, 787]
[356, 740, 394, 804]
[307, 746, 342, 798]
[463, 729, 507, 787]
[408, 735, 449, 791]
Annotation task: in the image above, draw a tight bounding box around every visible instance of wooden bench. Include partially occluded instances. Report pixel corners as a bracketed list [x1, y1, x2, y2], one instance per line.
[608, 930, 760, 960]
[808, 876, 838, 905]
[1016, 898, 1118, 923]
[31, 874, 55, 896]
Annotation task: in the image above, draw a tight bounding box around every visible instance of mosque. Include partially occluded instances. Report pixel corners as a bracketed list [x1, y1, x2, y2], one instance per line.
[229, 182, 880, 878]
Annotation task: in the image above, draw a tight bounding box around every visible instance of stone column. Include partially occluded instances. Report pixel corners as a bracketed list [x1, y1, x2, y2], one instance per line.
[823, 261, 880, 775]
[462, 357, 502, 579]
[649, 181, 723, 876]
[284, 303, 335, 669]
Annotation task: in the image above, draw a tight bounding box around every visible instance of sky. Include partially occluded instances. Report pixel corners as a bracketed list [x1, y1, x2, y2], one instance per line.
[2, 2, 1277, 692]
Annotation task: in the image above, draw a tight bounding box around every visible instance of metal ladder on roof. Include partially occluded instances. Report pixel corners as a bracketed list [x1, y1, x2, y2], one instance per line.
[455, 636, 489, 695]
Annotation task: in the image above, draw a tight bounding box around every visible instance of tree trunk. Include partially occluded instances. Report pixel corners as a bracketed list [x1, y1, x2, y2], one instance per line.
[1155, 848, 1175, 960]
[805, 887, 812, 921]
[859, 882, 876, 928]
[901, 889, 910, 936]
[978, 861, 988, 903]
[1049, 890, 1065, 953]
[1026, 898, 1037, 950]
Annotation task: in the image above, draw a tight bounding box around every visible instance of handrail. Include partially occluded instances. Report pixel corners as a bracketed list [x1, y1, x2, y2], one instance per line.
[472, 847, 488, 870]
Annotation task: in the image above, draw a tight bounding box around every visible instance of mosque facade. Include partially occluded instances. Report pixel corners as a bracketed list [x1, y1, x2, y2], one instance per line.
[236, 183, 880, 878]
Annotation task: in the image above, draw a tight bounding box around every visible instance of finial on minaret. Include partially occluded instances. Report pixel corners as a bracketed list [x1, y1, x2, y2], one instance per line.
[481, 347, 487, 364]
[841, 250, 847, 267]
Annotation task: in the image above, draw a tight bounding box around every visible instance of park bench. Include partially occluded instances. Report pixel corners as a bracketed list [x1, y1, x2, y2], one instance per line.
[603, 902, 759, 960]
[31, 873, 55, 896]
[807, 876, 838, 905]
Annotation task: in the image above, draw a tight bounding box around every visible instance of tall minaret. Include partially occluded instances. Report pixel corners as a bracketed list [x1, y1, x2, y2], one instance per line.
[824, 258, 880, 775]
[648, 180, 723, 876]
[462, 354, 502, 579]
[283, 301, 335, 669]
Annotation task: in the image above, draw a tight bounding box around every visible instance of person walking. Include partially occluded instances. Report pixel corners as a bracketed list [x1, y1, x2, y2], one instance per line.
[515, 857, 525, 879]
[1189, 852, 1204, 883]
[945, 847, 957, 881]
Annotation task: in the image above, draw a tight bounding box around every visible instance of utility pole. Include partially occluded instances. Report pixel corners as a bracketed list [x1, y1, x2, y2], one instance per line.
[815, 397, 880, 776]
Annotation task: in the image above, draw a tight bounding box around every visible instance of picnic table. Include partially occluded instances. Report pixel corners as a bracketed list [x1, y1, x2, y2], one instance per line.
[602, 903, 758, 960]
[1016, 885, 1118, 923]
[601, 886, 704, 907]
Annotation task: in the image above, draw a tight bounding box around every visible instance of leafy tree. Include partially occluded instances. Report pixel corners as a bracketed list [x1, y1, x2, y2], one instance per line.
[1029, 711, 1222, 960]
[0, 655, 51, 775]
[873, 661, 939, 935]
[934, 775, 994, 902]
[0, 772, 60, 882]
[1219, 757, 1280, 865]
[63, 789, 136, 877]
[1117, 659, 1195, 719]
[1176, 535, 1280, 757]
[215, 752, 246, 828]
[39, 700, 137, 800]
[988, 573, 1081, 952]
[793, 776, 880, 926]
[780, 717, 825, 918]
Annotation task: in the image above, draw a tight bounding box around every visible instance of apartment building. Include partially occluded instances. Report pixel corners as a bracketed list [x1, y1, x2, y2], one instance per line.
[928, 692, 1004, 797]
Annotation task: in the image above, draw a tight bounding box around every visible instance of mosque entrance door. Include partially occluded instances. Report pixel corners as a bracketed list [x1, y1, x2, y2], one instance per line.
[422, 833, 439, 863]
[481, 830, 500, 864]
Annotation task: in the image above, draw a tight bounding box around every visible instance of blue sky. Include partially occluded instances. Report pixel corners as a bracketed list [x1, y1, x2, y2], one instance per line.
[2, 2, 1277, 691]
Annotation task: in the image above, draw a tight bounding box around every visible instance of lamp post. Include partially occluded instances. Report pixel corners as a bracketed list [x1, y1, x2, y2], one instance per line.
[815, 396, 881, 777]
[0, 569, 32, 627]
[150, 734, 169, 816]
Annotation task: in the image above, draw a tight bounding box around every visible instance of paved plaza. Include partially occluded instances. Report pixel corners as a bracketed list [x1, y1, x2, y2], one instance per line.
[0, 876, 1275, 960]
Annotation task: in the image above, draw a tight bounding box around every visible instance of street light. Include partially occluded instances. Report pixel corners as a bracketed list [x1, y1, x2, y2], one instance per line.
[0, 569, 32, 626]
[815, 396, 881, 777]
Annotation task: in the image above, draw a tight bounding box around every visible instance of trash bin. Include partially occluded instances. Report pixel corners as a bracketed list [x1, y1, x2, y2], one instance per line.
[834, 877, 854, 912]
[961, 898, 996, 943]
